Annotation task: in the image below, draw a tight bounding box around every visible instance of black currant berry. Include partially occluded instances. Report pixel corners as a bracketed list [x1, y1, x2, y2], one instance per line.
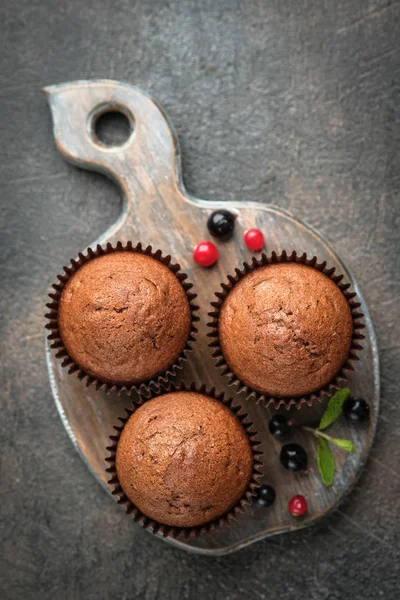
[207, 210, 235, 241]
[269, 414, 291, 439]
[280, 443, 308, 472]
[343, 397, 370, 423]
[254, 484, 276, 508]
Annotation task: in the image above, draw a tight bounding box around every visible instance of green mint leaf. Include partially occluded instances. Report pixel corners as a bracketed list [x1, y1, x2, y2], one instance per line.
[318, 388, 351, 430]
[328, 437, 356, 453]
[317, 437, 335, 486]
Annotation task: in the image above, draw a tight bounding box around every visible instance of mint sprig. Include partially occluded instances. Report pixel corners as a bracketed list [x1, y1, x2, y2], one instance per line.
[317, 438, 335, 486]
[327, 437, 355, 453]
[302, 388, 356, 487]
[318, 388, 351, 430]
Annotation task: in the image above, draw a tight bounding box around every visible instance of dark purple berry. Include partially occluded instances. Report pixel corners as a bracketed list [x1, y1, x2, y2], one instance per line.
[343, 397, 370, 423]
[280, 443, 308, 471]
[254, 484, 276, 508]
[207, 210, 235, 240]
[269, 414, 291, 439]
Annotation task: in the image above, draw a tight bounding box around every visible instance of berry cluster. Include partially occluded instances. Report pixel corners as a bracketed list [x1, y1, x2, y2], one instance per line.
[257, 395, 370, 518]
[253, 484, 308, 518]
[193, 210, 265, 267]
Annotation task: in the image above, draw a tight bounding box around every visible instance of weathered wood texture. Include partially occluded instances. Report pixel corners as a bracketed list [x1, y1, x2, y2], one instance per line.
[45, 79, 378, 555]
[1, 0, 399, 598]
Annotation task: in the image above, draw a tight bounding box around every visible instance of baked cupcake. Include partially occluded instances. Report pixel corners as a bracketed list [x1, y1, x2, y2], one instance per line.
[208, 252, 364, 406]
[106, 383, 262, 537]
[45, 243, 198, 393]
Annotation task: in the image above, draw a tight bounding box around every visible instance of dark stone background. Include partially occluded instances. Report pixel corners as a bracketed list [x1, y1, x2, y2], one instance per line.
[1, 1, 399, 598]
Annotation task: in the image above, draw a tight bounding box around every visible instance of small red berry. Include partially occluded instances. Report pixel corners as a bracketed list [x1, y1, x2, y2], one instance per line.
[244, 228, 264, 251]
[193, 241, 219, 267]
[288, 494, 308, 517]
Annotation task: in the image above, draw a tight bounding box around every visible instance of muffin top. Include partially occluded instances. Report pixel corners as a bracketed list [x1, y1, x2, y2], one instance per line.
[58, 252, 191, 385]
[219, 262, 353, 398]
[115, 391, 254, 528]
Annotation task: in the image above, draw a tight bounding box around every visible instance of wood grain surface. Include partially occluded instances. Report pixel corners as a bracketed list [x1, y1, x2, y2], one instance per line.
[45, 79, 378, 555]
[1, 0, 399, 598]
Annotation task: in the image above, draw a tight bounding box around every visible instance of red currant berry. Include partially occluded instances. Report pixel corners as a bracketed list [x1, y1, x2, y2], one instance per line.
[193, 241, 219, 267]
[244, 228, 264, 251]
[288, 494, 308, 517]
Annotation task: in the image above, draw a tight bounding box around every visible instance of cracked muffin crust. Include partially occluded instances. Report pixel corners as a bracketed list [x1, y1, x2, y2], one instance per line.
[115, 391, 254, 528]
[58, 251, 191, 385]
[218, 262, 353, 397]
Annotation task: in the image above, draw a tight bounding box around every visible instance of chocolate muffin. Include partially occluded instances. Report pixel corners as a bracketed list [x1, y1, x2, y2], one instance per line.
[218, 262, 353, 398]
[57, 251, 192, 386]
[115, 391, 254, 528]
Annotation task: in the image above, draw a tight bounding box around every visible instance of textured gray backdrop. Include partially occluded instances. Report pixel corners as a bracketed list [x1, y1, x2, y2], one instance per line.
[1, 0, 399, 598]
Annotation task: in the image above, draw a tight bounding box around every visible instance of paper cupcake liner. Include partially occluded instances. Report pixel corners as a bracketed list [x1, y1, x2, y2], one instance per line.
[45, 242, 199, 396]
[105, 380, 263, 539]
[207, 250, 365, 410]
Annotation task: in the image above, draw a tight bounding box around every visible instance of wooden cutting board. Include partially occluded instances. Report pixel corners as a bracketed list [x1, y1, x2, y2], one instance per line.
[45, 80, 379, 555]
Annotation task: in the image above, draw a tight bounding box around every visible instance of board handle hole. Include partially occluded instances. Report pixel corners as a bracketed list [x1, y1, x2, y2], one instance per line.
[91, 106, 134, 148]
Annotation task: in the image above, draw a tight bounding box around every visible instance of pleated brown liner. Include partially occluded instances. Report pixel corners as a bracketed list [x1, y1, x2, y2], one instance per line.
[207, 250, 365, 410]
[105, 380, 263, 539]
[45, 241, 199, 396]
